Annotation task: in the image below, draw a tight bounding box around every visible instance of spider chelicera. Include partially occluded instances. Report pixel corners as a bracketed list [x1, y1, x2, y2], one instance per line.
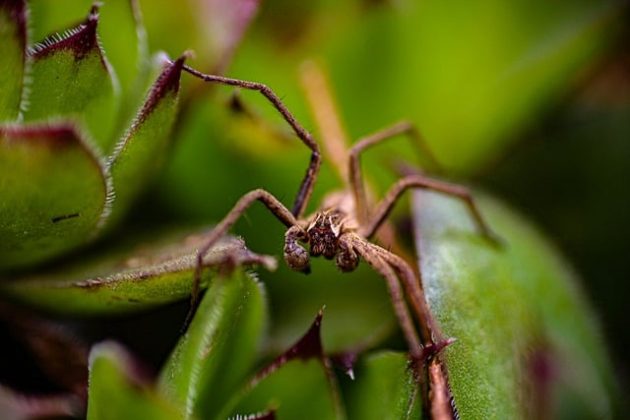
[179, 62, 495, 376]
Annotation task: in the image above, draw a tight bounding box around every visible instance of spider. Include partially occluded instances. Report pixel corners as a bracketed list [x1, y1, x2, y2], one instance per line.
[178, 63, 495, 375]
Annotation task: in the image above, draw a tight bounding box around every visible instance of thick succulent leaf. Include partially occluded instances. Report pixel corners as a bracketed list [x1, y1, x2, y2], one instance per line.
[27, 0, 93, 42]
[0, 0, 27, 121]
[413, 190, 617, 418]
[345, 352, 421, 420]
[87, 341, 183, 420]
[24, 5, 119, 152]
[222, 312, 345, 420]
[0, 123, 109, 270]
[0, 228, 275, 314]
[159, 271, 266, 419]
[107, 54, 184, 224]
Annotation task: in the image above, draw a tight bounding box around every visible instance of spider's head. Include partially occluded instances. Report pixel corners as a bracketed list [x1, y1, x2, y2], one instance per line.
[306, 210, 343, 259]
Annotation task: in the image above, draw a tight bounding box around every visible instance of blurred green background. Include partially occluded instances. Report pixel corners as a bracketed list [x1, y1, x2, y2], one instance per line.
[1, 0, 628, 416]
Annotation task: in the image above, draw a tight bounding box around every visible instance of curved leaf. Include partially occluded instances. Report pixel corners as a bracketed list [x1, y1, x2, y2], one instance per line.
[413, 189, 617, 418]
[107, 54, 184, 224]
[0, 0, 27, 121]
[159, 270, 266, 419]
[0, 123, 109, 270]
[346, 352, 421, 420]
[87, 341, 183, 420]
[0, 229, 275, 314]
[24, 5, 119, 152]
[223, 311, 345, 420]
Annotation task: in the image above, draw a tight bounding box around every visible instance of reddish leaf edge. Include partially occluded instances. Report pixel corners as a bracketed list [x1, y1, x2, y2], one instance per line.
[28, 3, 103, 62]
[108, 51, 187, 164]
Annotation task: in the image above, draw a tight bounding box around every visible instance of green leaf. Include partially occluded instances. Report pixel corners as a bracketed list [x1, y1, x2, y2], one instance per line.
[159, 270, 266, 419]
[87, 341, 183, 420]
[23, 5, 119, 152]
[223, 312, 345, 420]
[97, 0, 149, 103]
[0, 229, 275, 315]
[107, 54, 184, 224]
[346, 352, 421, 420]
[0, 0, 27, 121]
[0, 123, 110, 270]
[326, 0, 621, 174]
[413, 190, 617, 418]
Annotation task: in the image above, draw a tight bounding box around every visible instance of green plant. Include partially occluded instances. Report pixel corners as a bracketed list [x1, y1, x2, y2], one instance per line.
[0, 0, 623, 418]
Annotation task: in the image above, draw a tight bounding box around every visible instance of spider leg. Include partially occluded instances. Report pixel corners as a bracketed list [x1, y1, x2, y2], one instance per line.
[349, 121, 441, 224]
[374, 246, 444, 346]
[346, 234, 422, 358]
[179, 64, 321, 218]
[360, 174, 496, 242]
[185, 189, 297, 328]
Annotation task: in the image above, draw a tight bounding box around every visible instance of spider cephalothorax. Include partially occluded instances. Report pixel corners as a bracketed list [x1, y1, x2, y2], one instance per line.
[283, 208, 360, 274]
[306, 210, 344, 259]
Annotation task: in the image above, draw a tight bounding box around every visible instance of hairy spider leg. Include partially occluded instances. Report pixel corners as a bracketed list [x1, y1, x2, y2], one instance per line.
[348, 121, 442, 224]
[180, 64, 321, 218]
[361, 174, 496, 241]
[184, 189, 297, 328]
[346, 234, 423, 359]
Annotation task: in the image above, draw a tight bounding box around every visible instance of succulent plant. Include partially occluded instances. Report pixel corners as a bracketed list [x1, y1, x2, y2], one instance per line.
[0, 0, 624, 419]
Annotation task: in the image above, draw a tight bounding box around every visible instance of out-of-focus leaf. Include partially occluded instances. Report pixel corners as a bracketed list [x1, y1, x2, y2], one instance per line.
[413, 189, 617, 418]
[24, 5, 119, 152]
[0, 0, 27, 121]
[139, 0, 261, 72]
[87, 341, 183, 420]
[107, 54, 184, 223]
[222, 311, 345, 420]
[326, 0, 621, 175]
[0, 228, 275, 315]
[197, 0, 262, 72]
[0, 385, 81, 419]
[0, 301, 89, 398]
[0, 123, 110, 270]
[159, 270, 266, 419]
[27, 0, 92, 43]
[97, 0, 149, 103]
[227, 0, 620, 176]
[345, 351, 421, 420]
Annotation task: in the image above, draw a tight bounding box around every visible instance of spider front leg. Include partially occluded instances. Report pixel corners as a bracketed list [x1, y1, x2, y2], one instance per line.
[361, 174, 497, 242]
[185, 189, 297, 327]
[348, 121, 441, 224]
[345, 234, 423, 359]
[180, 64, 321, 218]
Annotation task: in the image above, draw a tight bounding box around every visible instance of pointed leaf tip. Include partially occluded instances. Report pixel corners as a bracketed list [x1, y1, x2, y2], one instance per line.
[135, 54, 186, 126]
[253, 309, 325, 384]
[28, 5, 101, 60]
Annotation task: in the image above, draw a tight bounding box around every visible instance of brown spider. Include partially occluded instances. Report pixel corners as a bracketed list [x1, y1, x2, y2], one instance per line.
[179, 63, 495, 391]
